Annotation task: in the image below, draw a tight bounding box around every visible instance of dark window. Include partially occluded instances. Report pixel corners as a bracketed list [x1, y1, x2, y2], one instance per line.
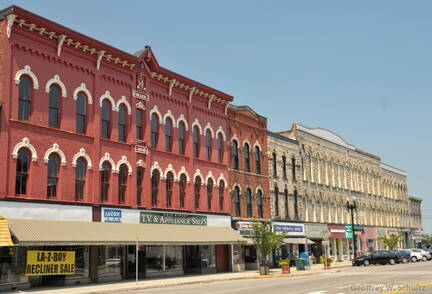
[257, 190, 264, 218]
[217, 133, 224, 163]
[284, 188, 289, 219]
[246, 188, 252, 217]
[136, 110, 144, 141]
[47, 154, 60, 198]
[151, 114, 159, 148]
[136, 167, 144, 205]
[207, 178, 213, 209]
[100, 162, 111, 202]
[194, 176, 201, 209]
[15, 149, 30, 195]
[179, 174, 187, 208]
[193, 126, 200, 158]
[234, 186, 241, 216]
[205, 130, 212, 161]
[118, 105, 127, 142]
[18, 75, 31, 121]
[232, 140, 239, 170]
[178, 122, 186, 155]
[294, 189, 299, 219]
[292, 157, 296, 181]
[219, 181, 225, 210]
[272, 152, 277, 177]
[75, 157, 86, 201]
[244, 143, 250, 172]
[274, 185, 279, 216]
[282, 156, 287, 178]
[101, 100, 111, 139]
[48, 85, 60, 128]
[118, 164, 128, 203]
[151, 170, 160, 206]
[166, 172, 174, 207]
[255, 146, 261, 174]
[165, 118, 173, 152]
[76, 92, 87, 134]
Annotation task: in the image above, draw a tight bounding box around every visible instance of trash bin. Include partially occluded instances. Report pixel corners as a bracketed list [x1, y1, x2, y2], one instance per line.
[259, 260, 269, 275]
[295, 259, 305, 270]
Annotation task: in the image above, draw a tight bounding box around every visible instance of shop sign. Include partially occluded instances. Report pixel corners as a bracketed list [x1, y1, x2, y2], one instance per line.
[140, 211, 207, 226]
[345, 224, 353, 239]
[305, 223, 330, 239]
[132, 90, 149, 101]
[0, 217, 13, 246]
[135, 145, 148, 154]
[273, 223, 304, 236]
[234, 221, 255, 236]
[103, 209, 122, 223]
[26, 251, 75, 276]
[377, 229, 386, 237]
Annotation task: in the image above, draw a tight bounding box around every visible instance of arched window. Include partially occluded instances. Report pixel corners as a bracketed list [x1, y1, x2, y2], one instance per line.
[75, 157, 86, 200]
[233, 186, 241, 216]
[232, 140, 239, 170]
[165, 118, 173, 152]
[294, 189, 299, 219]
[257, 190, 264, 218]
[166, 172, 174, 207]
[47, 154, 60, 198]
[18, 75, 32, 121]
[272, 152, 277, 177]
[100, 162, 111, 202]
[292, 157, 296, 181]
[151, 170, 160, 206]
[118, 164, 128, 203]
[274, 185, 279, 216]
[193, 126, 200, 158]
[219, 181, 225, 210]
[118, 105, 127, 142]
[282, 155, 287, 178]
[207, 178, 213, 209]
[76, 92, 87, 134]
[151, 114, 159, 148]
[246, 188, 252, 217]
[205, 130, 212, 161]
[194, 176, 201, 209]
[178, 122, 186, 155]
[244, 143, 250, 172]
[179, 174, 187, 208]
[136, 167, 144, 205]
[255, 146, 261, 174]
[136, 110, 144, 141]
[101, 100, 111, 139]
[284, 188, 289, 218]
[15, 149, 30, 195]
[48, 85, 60, 128]
[217, 133, 224, 163]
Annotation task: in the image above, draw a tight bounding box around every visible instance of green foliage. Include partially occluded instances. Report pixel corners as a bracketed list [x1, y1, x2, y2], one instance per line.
[422, 235, 432, 244]
[377, 234, 401, 250]
[319, 256, 325, 264]
[278, 259, 290, 266]
[251, 222, 285, 262]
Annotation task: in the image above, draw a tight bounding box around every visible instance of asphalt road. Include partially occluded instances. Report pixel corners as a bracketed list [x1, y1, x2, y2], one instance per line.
[134, 261, 432, 294]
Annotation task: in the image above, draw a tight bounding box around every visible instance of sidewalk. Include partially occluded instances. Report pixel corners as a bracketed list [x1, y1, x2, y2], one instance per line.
[5, 261, 352, 294]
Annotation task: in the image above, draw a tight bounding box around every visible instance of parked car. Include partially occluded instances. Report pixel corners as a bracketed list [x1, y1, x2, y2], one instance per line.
[352, 250, 400, 266]
[389, 250, 410, 264]
[405, 249, 423, 262]
[410, 249, 432, 261]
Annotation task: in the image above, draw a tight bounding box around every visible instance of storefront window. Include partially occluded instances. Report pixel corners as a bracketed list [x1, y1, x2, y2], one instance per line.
[200, 245, 215, 272]
[98, 246, 122, 276]
[165, 246, 183, 272]
[60, 246, 89, 278]
[0, 247, 28, 285]
[145, 246, 163, 273]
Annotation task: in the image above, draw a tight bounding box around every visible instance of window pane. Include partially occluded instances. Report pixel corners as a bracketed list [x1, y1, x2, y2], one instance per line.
[101, 101, 111, 138]
[48, 85, 60, 128]
[136, 110, 143, 140]
[151, 115, 159, 148]
[18, 76, 31, 120]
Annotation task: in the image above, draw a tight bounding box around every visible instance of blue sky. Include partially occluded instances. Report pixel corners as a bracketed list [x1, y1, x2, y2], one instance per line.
[3, 0, 431, 233]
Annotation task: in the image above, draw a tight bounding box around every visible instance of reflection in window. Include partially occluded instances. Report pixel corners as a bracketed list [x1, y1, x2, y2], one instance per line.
[234, 186, 241, 216]
[165, 118, 173, 152]
[244, 143, 250, 172]
[246, 188, 252, 217]
[179, 174, 187, 208]
[118, 164, 128, 203]
[193, 126, 200, 158]
[136, 109, 144, 141]
[255, 146, 261, 174]
[151, 114, 159, 148]
[118, 105, 127, 142]
[75, 157, 86, 201]
[207, 178, 213, 209]
[76, 92, 87, 134]
[136, 167, 144, 205]
[47, 154, 60, 198]
[219, 181, 225, 210]
[232, 140, 239, 170]
[18, 75, 31, 121]
[98, 246, 122, 276]
[101, 100, 111, 139]
[178, 122, 186, 155]
[257, 190, 264, 218]
[100, 162, 111, 202]
[151, 170, 160, 206]
[48, 85, 60, 128]
[166, 172, 174, 207]
[15, 149, 30, 195]
[194, 176, 201, 209]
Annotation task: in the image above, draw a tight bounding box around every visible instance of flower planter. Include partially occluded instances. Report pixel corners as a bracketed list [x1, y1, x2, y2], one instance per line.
[281, 264, 290, 274]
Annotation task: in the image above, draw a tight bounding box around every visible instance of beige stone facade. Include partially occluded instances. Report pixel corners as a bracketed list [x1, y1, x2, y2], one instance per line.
[408, 196, 422, 230]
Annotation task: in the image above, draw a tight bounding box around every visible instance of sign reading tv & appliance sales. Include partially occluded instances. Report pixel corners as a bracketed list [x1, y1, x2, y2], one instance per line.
[140, 211, 207, 226]
[26, 251, 75, 276]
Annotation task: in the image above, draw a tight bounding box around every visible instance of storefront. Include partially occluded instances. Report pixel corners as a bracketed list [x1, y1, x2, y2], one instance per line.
[327, 225, 350, 261]
[364, 227, 377, 251]
[376, 228, 387, 250]
[272, 222, 311, 265]
[305, 223, 329, 264]
[231, 221, 258, 271]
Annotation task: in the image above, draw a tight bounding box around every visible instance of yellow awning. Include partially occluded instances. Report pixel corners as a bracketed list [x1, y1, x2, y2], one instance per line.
[8, 219, 245, 246]
[0, 217, 14, 246]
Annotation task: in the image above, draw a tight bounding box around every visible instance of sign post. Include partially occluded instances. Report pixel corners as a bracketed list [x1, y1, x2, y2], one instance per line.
[345, 224, 353, 240]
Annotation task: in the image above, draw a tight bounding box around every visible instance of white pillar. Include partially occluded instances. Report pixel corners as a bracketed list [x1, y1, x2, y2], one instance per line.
[162, 245, 166, 271]
[231, 244, 235, 272]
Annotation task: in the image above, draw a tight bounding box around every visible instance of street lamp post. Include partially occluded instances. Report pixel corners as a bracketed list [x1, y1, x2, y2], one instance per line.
[346, 196, 357, 258]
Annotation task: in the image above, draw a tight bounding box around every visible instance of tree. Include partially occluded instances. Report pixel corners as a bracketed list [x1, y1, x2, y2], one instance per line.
[251, 222, 285, 264]
[378, 234, 401, 250]
[422, 235, 432, 245]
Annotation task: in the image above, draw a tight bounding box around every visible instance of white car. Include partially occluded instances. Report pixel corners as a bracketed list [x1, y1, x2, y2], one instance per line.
[406, 249, 424, 262]
[410, 249, 432, 261]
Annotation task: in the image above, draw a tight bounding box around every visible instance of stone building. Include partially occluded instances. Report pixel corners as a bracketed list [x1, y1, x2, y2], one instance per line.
[406, 196, 423, 248]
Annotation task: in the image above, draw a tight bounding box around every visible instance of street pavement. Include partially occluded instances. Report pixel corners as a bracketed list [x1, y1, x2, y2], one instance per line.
[134, 261, 432, 294]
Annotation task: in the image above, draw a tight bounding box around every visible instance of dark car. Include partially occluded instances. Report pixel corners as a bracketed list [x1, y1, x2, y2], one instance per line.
[390, 250, 410, 264]
[352, 250, 400, 266]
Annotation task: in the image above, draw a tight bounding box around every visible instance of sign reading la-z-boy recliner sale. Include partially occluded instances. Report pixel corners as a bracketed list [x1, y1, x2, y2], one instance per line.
[25, 251, 76, 276]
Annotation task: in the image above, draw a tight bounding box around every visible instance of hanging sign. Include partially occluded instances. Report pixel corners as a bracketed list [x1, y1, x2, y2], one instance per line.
[0, 217, 14, 246]
[140, 211, 207, 226]
[26, 251, 76, 276]
[345, 224, 353, 239]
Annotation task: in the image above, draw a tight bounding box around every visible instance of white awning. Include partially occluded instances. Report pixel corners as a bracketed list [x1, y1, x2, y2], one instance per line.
[283, 238, 315, 245]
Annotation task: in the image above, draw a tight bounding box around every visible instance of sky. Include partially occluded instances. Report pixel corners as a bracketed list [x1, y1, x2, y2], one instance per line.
[2, 0, 431, 233]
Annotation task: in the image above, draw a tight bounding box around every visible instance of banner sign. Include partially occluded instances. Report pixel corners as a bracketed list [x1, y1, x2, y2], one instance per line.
[140, 212, 207, 226]
[26, 251, 75, 276]
[103, 209, 122, 223]
[273, 222, 305, 236]
[0, 217, 14, 246]
[345, 224, 353, 239]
